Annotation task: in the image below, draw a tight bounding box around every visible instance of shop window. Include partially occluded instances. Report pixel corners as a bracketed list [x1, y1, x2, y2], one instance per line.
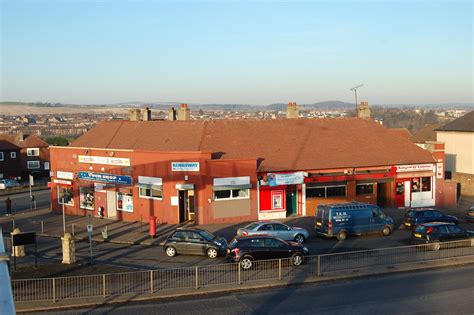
[421, 177, 431, 192]
[79, 187, 94, 210]
[27, 148, 40, 156]
[356, 184, 374, 195]
[326, 186, 346, 197]
[412, 178, 421, 192]
[27, 161, 40, 169]
[306, 187, 326, 198]
[396, 182, 404, 195]
[139, 186, 163, 200]
[214, 188, 249, 200]
[58, 186, 74, 206]
[117, 192, 134, 212]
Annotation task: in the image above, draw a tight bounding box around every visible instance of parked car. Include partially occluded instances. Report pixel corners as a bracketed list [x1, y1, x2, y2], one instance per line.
[403, 209, 458, 229]
[314, 202, 393, 241]
[236, 221, 310, 243]
[227, 235, 309, 269]
[410, 222, 474, 249]
[466, 206, 474, 222]
[163, 228, 227, 259]
[0, 179, 20, 190]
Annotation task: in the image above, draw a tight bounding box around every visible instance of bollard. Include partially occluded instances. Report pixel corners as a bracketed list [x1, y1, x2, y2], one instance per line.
[72, 223, 75, 236]
[278, 259, 282, 280]
[195, 266, 199, 289]
[41, 221, 44, 233]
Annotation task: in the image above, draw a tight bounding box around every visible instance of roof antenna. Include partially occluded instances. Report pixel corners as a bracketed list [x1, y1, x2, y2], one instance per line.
[350, 84, 364, 106]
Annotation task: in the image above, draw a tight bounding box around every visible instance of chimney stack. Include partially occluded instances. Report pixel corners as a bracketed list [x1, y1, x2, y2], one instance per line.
[177, 103, 190, 120]
[168, 107, 177, 120]
[142, 107, 151, 121]
[286, 102, 299, 119]
[357, 101, 372, 119]
[129, 108, 141, 121]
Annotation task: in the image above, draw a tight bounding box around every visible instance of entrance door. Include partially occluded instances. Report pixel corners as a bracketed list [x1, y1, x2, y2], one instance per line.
[286, 189, 297, 216]
[377, 183, 386, 207]
[178, 190, 187, 223]
[106, 190, 117, 218]
[404, 181, 411, 207]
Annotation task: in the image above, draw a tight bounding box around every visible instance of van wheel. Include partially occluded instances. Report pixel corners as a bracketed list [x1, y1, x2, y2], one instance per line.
[336, 230, 347, 241]
[382, 226, 391, 236]
[294, 234, 305, 244]
[240, 256, 253, 270]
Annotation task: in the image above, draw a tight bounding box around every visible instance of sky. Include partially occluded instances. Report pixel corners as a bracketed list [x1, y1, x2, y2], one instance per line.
[0, 0, 472, 105]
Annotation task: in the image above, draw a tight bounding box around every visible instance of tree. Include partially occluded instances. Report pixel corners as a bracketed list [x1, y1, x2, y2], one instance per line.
[45, 136, 69, 146]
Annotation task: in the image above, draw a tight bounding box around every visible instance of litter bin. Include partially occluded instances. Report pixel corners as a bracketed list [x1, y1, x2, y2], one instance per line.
[149, 216, 157, 238]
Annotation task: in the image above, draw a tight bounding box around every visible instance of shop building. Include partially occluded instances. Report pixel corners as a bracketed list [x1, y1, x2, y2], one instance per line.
[50, 108, 453, 224]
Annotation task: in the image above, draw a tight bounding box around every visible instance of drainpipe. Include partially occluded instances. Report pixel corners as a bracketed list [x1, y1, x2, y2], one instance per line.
[257, 176, 261, 218]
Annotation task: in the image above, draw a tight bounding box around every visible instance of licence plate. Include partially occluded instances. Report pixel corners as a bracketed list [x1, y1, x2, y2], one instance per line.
[316, 222, 322, 226]
[414, 233, 422, 238]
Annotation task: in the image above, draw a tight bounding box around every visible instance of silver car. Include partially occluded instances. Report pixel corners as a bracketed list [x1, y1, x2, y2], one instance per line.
[236, 221, 310, 243]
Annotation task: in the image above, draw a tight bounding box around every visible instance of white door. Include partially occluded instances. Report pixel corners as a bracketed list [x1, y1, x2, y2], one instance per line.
[404, 181, 411, 207]
[106, 190, 117, 218]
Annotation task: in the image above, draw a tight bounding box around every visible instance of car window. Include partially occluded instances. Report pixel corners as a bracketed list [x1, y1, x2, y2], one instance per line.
[406, 210, 416, 218]
[264, 238, 285, 247]
[431, 211, 443, 218]
[274, 224, 289, 231]
[423, 211, 433, 218]
[198, 230, 215, 241]
[171, 231, 186, 241]
[187, 232, 203, 241]
[258, 224, 273, 231]
[250, 239, 265, 247]
[447, 225, 462, 233]
[244, 223, 260, 230]
[437, 226, 449, 234]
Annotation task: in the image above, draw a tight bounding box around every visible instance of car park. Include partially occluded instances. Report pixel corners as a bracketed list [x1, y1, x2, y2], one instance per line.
[163, 228, 227, 259]
[410, 222, 474, 249]
[404, 209, 458, 229]
[227, 235, 309, 269]
[466, 206, 474, 222]
[236, 221, 310, 243]
[314, 202, 393, 241]
[0, 179, 20, 190]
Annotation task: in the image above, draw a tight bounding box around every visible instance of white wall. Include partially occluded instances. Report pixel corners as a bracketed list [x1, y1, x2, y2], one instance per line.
[437, 131, 474, 174]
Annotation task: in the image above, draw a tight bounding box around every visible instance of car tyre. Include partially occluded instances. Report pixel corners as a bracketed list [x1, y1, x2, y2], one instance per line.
[336, 230, 347, 241]
[240, 256, 253, 270]
[381, 226, 391, 236]
[294, 234, 305, 244]
[291, 253, 304, 266]
[207, 247, 218, 259]
[165, 246, 177, 257]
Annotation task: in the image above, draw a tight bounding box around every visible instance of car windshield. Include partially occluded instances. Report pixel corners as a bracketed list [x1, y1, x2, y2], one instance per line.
[406, 211, 416, 218]
[198, 230, 215, 241]
[244, 223, 259, 230]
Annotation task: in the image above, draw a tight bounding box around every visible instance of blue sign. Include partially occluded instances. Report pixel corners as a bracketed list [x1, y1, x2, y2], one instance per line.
[77, 172, 132, 186]
[267, 172, 305, 187]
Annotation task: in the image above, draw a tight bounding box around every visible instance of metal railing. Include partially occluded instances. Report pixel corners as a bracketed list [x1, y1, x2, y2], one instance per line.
[11, 239, 474, 303]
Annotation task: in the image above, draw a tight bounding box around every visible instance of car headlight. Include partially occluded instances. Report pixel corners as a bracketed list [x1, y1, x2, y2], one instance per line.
[214, 241, 222, 246]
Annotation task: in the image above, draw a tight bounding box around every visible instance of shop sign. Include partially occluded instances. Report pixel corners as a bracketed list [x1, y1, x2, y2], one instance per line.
[78, 155, 130, 166]
[171, 162, 200, 172]
[396, 164, 434, 173]
[57, 171, 74, 180]
[436, 162, 444, 179]
[77, 171, 132, 185]
[53, 179, 72, 186]
[214, 176, 250, 186]
[267, 172, 305, 187]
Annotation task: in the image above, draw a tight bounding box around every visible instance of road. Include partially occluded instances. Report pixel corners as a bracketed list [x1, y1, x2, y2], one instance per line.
[0, 190, 51, 215]
[32, 264, 474, 315]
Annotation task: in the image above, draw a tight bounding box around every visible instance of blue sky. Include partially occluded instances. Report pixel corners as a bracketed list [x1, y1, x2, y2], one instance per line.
[1, 0, 472, 105]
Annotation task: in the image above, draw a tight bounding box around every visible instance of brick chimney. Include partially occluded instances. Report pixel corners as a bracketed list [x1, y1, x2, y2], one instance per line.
[286, 102, 299, 119]
[129, 108, 141, 121]
[177, 103, 190, 121]
[168, 107, 177, 120]
[357, 101, 371, 119]
[142, 107, 151, 121]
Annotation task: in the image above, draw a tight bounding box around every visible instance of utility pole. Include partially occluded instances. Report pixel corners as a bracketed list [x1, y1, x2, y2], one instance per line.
[350, 84, 364, 106]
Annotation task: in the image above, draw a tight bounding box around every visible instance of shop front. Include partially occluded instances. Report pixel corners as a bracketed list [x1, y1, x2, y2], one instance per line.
[394, 164, 436, 208]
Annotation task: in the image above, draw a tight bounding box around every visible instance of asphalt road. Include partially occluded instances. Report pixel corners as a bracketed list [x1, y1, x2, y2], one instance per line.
[0, 189, 51, 214]
[32, 264, 474, 315]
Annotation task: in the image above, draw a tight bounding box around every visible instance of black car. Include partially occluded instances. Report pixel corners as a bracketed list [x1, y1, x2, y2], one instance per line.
[163, 228, 227, 259]
[411, 222, 474, 249]
[227, 235, 309, 269]
[404, 209, 458, 229]
[466, 206, 474, 222]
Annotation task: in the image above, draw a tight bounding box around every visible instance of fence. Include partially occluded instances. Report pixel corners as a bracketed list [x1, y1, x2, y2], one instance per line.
[11, 239, 474, 303]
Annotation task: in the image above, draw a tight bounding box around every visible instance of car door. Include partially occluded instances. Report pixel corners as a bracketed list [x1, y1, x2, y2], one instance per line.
[436, 226, 450, 242]
[273, 223, 291, 240]
[446, 225, 465, 241]
[264, 238, 289, 259]
[169, 231, 187, 253]
[249, 238, 267, 260]
[257, 223, 276, 237]
[187, 231, 206, 255]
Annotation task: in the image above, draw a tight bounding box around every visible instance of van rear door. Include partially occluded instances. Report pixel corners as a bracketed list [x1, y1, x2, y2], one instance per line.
[315, 206, 330, 235]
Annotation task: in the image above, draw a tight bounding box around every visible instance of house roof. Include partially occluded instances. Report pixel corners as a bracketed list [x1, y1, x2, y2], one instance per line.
[71, 118, 436, 172]
[386, 128, 413, 142]
[412, 124, 441, 143]
[0, 133, 48, 150]
[436, 111, 474, 132]
[0, 135, 21, 150]
[21, 134, 49, 148]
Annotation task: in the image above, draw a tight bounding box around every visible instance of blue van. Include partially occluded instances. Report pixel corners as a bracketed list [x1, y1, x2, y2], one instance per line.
[314, 202, 394, 241]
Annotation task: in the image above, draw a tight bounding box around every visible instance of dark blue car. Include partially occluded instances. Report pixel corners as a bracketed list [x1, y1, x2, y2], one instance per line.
[404, 209, 458, 229]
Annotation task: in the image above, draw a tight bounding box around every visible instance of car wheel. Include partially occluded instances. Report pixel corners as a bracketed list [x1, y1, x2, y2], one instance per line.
[294, 234, 305, 244]
[207, 247, 218, 259]
[291, 253, 304, 266]
[431, 241, 441, 251]
[336, 230, 347, 241]
[240, 256, 253, 270]
[165, 246, 176, 257]
[382, 226, 391, 236]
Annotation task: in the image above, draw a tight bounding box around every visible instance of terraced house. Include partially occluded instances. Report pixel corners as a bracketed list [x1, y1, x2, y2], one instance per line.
[49, 105, 456, 225]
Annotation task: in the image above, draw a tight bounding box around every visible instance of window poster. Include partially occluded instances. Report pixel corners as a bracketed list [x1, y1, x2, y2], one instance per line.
[271, 190, 284, 210]
[79, 187, 94, 210]
[117, 192, 134, 212]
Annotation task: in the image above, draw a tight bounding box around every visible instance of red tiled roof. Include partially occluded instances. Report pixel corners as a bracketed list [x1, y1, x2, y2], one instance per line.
[386, 128, 413, 142]
[0, 133, 48, 149]
[412, 124, 441, 143]
[71, 118, 436, 172]
[21, 134, 49, 148]
[0, 134, 21, 150]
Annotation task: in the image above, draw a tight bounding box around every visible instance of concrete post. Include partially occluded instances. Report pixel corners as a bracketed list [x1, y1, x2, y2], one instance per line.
[11, 228, 25, 257]
[61, 233, 76, 264]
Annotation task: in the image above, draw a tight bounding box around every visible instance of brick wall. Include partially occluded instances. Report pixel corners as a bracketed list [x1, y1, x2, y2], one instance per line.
[453, 172, 474, 196]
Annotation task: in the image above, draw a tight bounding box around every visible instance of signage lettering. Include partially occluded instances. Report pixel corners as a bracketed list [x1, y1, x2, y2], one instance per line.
[78, 155, 130, 166]
[171, 162, 200, 172]
[267, 172, 305, 186]
[396, 164, 434, 173]
[77, 171, 132, 185]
